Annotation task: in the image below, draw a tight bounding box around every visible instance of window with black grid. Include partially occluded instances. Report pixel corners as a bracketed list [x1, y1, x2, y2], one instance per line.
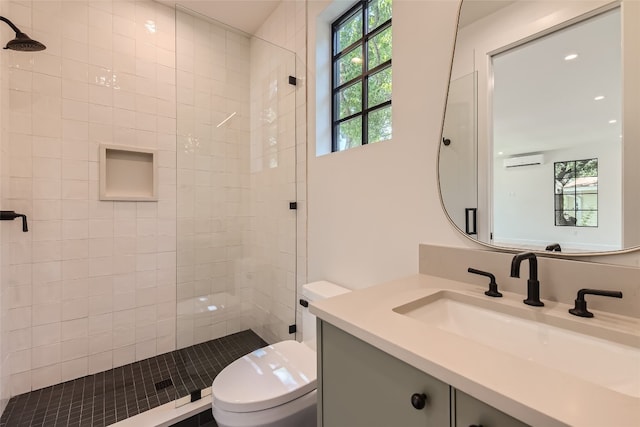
[332, 0, 392, 152]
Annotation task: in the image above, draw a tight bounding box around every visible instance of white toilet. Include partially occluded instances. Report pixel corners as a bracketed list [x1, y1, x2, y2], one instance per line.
[211, 281, 350, 427]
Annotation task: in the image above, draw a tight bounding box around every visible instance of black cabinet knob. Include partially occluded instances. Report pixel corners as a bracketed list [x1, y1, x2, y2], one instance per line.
[410, 393, 427, 410]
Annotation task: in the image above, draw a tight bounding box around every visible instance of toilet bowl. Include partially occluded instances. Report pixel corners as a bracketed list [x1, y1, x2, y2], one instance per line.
[211, 281, 350, 427]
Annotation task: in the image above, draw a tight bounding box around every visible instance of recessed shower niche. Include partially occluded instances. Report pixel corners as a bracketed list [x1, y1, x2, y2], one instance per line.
[99, 144, 158, 201]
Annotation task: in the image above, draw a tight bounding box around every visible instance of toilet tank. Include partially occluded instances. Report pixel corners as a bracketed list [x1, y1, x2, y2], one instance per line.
[301, 281, 350, 350]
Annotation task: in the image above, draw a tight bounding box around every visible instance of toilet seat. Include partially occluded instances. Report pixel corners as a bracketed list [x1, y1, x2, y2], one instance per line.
[212, 340, 316, 413]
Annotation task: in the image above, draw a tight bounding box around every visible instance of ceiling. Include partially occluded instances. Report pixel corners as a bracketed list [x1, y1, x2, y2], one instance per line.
[490, 7, 621, 156]
[458, 1, 514, 28]
[155, 0, 282, 34]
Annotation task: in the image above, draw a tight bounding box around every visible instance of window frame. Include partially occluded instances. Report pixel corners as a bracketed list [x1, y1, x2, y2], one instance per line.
[331, 0, 392, 152]
[553, 158, 599, 227]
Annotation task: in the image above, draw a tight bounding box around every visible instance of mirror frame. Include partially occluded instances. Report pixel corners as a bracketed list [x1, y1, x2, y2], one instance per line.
[437, 0, 640, 258]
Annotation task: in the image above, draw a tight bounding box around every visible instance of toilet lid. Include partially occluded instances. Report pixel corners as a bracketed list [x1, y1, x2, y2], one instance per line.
[212, 340, 317, 413]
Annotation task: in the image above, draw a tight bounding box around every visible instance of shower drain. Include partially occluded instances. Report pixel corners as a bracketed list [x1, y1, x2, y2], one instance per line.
[154, 378, 174, 391]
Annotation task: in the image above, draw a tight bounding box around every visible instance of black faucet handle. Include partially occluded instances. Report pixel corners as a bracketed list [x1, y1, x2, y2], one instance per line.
[545, 243, 562, 252]
[0, 210, 28, 232]
[569, 288, 623, 318]
[468, 268, 502, 298]
[16, 213, 28, 232]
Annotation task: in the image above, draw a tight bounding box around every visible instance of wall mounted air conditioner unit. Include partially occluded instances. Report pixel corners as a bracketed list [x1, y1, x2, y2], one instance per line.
[503, 154, 544, 168]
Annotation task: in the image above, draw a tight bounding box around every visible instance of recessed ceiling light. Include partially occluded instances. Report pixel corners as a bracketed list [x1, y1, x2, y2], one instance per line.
[609, 119, 617, 124]
[498, 151, 504, 155]
[564, 53, 579, 61]
[351, 57, 363, 64]
[594, 95, 605, 101]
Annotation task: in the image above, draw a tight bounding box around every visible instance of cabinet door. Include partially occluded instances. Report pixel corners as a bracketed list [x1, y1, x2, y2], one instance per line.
[319, 321, 450, 427]
[454, 390, 529, 427]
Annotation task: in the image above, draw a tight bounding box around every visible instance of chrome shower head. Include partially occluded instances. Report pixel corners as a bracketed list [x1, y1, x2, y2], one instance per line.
[0, 16, 46, 52]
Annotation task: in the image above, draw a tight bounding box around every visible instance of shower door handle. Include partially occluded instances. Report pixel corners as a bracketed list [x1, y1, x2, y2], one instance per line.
[465, 208, 477, 235]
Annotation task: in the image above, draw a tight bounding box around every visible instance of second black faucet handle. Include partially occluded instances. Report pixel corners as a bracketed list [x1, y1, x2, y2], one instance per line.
[569, 288, 623, 318]
[545, 243, 562, 252]
[468, 268, 502, 298]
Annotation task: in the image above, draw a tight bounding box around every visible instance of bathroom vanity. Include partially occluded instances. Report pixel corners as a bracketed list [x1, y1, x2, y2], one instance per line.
[319, 321, 526, 427]
[311, 274, 640, 427]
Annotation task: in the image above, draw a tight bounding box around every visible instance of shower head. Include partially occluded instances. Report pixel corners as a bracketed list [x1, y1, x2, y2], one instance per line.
[5, 32, 46, 51]
[0, 16, 46, 52]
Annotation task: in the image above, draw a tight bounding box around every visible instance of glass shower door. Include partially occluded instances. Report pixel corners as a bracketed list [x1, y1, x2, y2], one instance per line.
[440, 71, 478, 239]
[173, 6, 297, 408]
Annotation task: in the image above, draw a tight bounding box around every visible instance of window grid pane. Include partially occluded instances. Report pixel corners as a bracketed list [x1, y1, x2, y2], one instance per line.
[336, 11, 363, 54]
[367, 0, 392, 32]
[336, 82, 363, 119]
[367, 66, 392, 108]
[554, 158, 598, 227]
[367, 26, 392, 70]
[336, 46, 363, 86]
[337, 116, 363, 151]
[332, 0, 392, 152]
[367, 105, 392, 144]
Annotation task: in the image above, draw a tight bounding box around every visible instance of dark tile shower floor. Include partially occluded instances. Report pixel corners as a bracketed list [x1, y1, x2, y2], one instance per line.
[0, 330, 267, 427]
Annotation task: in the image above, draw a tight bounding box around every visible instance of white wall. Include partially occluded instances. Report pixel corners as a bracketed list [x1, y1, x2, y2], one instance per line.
[307, 0, 469, 290]
[494, 142, 622, 251]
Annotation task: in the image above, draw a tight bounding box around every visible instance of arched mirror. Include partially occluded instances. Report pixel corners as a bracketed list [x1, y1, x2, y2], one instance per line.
[439, 0, 640, 255]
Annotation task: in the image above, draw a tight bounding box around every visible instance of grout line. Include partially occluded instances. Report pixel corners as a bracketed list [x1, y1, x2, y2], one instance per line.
[111, 387, 213, 427]
[1, 330, 266, 426]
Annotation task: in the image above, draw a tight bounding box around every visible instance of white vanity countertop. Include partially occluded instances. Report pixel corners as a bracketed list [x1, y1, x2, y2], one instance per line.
[310, 274, 640, 427]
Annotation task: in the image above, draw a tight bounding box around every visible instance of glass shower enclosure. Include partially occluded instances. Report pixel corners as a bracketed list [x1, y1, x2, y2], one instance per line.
[173, 6, 298, 406]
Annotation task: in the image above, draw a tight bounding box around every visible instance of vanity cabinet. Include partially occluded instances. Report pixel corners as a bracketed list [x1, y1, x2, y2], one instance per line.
[318, 321, 530, 427]
[454, 389, 529, 427]
[319, 321, 450, 426]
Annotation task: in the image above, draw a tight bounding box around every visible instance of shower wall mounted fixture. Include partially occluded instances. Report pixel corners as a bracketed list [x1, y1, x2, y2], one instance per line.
[0, 16, 46, 51]
[0, 210, 28, 232]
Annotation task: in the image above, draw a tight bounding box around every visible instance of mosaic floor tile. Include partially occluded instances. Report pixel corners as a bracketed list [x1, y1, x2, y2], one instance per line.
[0, 330, 266, 427]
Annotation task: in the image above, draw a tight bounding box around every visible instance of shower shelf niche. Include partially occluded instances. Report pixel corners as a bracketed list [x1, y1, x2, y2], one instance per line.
[99, 144, 158, 201]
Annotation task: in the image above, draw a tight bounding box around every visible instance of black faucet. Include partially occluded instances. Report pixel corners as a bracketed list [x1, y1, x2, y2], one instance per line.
[510, 252, 544, 307]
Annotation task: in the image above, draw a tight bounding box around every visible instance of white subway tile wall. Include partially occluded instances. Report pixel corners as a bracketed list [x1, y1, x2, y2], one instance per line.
[1, 0, 178, 400]
[0, 0, 308, 413]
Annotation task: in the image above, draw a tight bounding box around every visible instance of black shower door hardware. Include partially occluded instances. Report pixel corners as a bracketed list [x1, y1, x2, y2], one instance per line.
[465, 208, 477, 235]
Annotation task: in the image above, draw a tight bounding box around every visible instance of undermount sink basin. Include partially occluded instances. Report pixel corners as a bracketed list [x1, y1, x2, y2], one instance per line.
[393, 290, 640, 398]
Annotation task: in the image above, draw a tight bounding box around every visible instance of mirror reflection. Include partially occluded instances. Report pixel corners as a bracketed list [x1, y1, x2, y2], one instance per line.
[440, 0, 640, 254]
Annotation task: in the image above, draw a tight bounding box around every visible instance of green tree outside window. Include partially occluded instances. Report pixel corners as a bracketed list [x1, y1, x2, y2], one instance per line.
[332, 0, 392, 151]
[554, 158, 598, 227]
